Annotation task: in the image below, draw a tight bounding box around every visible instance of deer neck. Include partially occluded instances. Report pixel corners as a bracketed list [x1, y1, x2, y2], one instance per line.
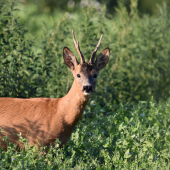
[60, 79, 90, 127]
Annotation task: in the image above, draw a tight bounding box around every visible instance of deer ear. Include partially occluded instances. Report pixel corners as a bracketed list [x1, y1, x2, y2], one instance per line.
[95, 47, 110, 70]
[63, 47, 79, 70]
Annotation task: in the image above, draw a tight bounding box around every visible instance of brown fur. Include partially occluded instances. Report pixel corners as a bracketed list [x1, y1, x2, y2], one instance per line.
[0, 42, 110, 151]
[0, 80, 89, 150]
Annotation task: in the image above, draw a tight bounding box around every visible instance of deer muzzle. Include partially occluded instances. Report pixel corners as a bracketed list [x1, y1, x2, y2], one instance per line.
[83, 85, 93, 95]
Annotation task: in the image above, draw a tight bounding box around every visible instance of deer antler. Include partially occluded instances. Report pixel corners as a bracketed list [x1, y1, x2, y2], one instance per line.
[89, 35, 103, 64]
[72, 30, 85, 64]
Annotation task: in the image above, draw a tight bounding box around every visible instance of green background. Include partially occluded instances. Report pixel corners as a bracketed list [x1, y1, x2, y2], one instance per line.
[0, 0, 170, 169]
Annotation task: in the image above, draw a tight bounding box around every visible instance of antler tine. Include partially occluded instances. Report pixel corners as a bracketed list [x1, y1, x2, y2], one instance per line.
[72, 30, 85, 64]
[89, 35, 103, 64]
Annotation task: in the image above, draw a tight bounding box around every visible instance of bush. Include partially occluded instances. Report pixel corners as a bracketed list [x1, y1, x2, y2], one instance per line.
[1, 0, 170, 169]
[1, 0, 170, 104]
[1, 98, 170, 169]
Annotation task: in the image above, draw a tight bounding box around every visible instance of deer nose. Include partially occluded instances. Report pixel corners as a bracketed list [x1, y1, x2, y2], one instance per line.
[83, 85, 93, 93]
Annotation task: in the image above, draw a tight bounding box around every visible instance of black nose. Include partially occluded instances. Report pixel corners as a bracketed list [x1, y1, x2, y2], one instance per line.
[83, 86, 93, 93]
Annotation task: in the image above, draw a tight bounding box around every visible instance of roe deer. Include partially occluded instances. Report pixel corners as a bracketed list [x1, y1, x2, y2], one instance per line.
[0, 30, 110, 150]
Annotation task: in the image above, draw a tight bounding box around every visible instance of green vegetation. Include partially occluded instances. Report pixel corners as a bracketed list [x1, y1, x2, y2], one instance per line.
[0, 0, 170, 169]
[15, 0, 170, 15]
[1, 99, 170, 169]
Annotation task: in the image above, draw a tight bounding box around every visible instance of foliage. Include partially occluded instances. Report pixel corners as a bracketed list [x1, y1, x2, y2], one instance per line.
[1, 98, 170, 169]
[0, 0, 70, 98]
[0, 0, 170, 169]
[1, 0, 170, 104]
[19, 0, 170, 16]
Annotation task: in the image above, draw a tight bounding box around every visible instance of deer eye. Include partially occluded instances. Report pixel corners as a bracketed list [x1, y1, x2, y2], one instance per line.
[93, 74, 97, 78]
[77, 74, 81, 78]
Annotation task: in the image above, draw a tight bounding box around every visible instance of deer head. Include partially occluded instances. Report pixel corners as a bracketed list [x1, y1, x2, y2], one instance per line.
[63, 30, 110, 96]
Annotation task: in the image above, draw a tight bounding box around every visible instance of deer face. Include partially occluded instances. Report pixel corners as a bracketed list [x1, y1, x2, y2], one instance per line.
[73, 63, 98, 95]
[63, 47, 110, 96]
[63, 30, 110, 96]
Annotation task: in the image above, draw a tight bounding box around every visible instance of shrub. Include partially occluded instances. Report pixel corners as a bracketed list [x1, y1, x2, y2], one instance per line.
[1, 0, 170, 103]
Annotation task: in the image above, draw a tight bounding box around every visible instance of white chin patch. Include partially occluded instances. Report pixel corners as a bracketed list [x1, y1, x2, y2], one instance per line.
[84, 92, 91, 96]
